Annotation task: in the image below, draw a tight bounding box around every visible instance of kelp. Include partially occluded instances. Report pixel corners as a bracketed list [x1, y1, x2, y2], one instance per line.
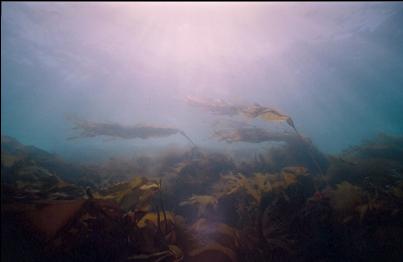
[217, 173, 265, 204]
[137, 211, 176, 228]
[250, 173, 273, 197]
[281, 166, 309, 187]
[164, 152, 236, 210]
[185, 96, 295, 129]
[66, 115, 195, 145]
[355, 195, 385, 222]
[391, 181, 403, 198]
[213, 173, 251, 197]
[241, 104, 296, 129]
[329, 182, 364, 212]
[213, 167, 309, 204]
[3, 132, 403, 262]
[180, 195, 218, 217]
[185, 96, 324, 176]
[95, 176, 160, 211]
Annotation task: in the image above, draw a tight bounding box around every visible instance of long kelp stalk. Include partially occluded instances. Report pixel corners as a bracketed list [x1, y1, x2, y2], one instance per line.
[159, 179, 168, 234]
[291, 127, 325, 177]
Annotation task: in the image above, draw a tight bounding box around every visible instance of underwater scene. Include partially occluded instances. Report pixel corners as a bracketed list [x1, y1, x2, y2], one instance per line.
[1, 2, 403, 262]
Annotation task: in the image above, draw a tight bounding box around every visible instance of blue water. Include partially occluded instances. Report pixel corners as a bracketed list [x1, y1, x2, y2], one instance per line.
[2, 2, 403, 160]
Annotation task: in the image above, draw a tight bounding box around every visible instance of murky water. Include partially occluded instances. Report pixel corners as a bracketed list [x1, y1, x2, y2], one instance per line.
[2, 3, 403, 262]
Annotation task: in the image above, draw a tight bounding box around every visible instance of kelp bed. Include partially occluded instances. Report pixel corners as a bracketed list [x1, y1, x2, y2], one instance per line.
[1, 133, 403, 262]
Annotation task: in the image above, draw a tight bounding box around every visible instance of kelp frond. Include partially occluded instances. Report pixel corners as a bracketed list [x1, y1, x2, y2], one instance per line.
[185, 96, 295, 129]
[329, 182, 364, 213]
[241, 104, 295, 129]
[214, 172, 272, 203]
[179, 195, 218, 217]
[65, 115, 195, 145]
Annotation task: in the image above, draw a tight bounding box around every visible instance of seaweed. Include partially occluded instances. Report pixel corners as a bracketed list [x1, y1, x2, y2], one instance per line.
[2, 133, 403, 262]
[185, 96, 295, 128]
[65, 115, 195, 146]
[180, 195, 218, 217]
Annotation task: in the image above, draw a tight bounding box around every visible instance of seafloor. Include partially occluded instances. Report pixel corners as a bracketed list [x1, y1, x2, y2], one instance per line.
[1, 133, 402, 262]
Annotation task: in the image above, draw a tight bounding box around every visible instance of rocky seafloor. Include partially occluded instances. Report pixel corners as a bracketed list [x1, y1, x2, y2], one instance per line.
[1, 134, 403, 262]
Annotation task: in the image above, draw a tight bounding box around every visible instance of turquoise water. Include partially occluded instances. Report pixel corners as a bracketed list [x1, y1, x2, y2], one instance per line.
[1, 2, 403, 158]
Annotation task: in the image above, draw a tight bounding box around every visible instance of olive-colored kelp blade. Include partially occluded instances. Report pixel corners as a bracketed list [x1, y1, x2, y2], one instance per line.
[67, 117, 181, 139]
[65, 115, 195, 145]
[185, 96, 295, 128]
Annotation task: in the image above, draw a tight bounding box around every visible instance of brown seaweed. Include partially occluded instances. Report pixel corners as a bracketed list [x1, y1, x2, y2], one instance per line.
[66, 115, 196, 145]
[2, 134, 403, 262]
[185, 96, 295, 128]
[241, 104, 295, 129]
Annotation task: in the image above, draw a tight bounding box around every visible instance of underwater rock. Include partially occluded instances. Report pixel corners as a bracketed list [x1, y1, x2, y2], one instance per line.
[2, 133, 403, 262]
[234, 136, 328, 176]
[341, 133, 403, 162]
[2, 199, 129, 262]
[326, 134, 403, 195]
[1, 135, 89, 183]
[188, 242, 238, 262]
[190, 218, 240, 251]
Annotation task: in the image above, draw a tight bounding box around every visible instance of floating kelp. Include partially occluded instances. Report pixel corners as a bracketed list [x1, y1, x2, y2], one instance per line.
[213, 127, 298, 144]
[185, 96, 295, 129]
[186, 96, 323, 175]
[66, 116, 196, 145]
[241, 104, 296, 129]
